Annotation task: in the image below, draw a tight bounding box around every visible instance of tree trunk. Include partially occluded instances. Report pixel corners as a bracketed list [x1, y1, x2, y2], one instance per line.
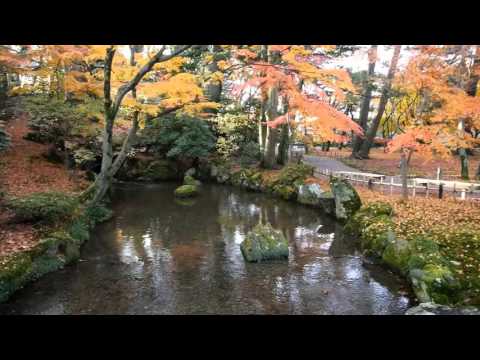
[459, 148, 469, 180]
[258, 98, 267, 152]
[400, 150, 408, 200]
[263, 87, 279, 169]
[459, 46, 480, 180]
[203, 45, 222, 108]
[261, 46, 281, 169]
[358, 45, 401, 158]
[277, 122, 289, 165]
[352, 45, 378, 157]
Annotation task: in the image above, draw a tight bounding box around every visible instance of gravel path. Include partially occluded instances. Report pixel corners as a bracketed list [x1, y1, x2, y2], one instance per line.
[303, 155, 399, 183]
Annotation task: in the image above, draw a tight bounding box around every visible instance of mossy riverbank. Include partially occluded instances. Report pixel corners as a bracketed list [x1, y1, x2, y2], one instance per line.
[346, 201, 480, 307]
[0, 193, 112, 303]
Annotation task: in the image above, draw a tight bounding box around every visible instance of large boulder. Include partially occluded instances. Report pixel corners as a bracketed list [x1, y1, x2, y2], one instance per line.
[240, 223, 289, 262]
[174, 184, 198, 198]
[297, 183, 325, 206]
[184, 175, 201, 187]
[318, 191, 336, 215]
[330, 177, 362, 222]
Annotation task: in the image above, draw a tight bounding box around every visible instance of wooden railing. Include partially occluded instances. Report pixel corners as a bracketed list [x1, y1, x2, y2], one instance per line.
[314, 168, 480, 201]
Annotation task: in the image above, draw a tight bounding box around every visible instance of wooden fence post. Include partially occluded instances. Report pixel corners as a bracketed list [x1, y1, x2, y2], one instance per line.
[412, 179, 416, 197]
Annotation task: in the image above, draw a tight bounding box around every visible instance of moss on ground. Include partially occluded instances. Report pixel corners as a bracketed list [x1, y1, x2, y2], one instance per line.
[0, 200, 113, 303]
[347, 200, 479, 306]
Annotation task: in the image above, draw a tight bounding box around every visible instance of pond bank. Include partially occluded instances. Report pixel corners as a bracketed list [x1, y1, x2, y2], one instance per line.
[0, 202, 112, 303]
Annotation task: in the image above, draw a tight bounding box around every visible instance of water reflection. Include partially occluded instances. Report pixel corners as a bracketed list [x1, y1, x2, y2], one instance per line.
[0, 183, 411, 315]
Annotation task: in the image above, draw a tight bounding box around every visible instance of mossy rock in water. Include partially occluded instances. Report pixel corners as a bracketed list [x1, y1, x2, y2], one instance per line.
[329, 177, 362, 222]
[297, 183, 325, 207]
[174, 184, 198, 198]
[184, 175, 202, 187]
[240, 223, 289, 263]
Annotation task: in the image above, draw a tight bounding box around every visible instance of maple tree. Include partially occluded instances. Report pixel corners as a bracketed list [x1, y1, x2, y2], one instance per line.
[86, 45, 222, 203]
[224, 45, 363, 168]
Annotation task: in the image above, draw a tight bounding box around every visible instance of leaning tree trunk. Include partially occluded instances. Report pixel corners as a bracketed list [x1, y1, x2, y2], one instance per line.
[358, 45, 401, 158]
[352, 45, 378, 157]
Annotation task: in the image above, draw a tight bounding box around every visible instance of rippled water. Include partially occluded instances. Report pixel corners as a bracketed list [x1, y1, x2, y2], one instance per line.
[0, 183, 412, 315]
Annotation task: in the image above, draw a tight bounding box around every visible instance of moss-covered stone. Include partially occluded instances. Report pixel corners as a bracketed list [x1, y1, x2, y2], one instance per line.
[360, 215, 395, 257]
[409, 264, 461, 304]
[184, 175, 202, 187]
[329, 177, 362, 222]
[174, 184, 198, 198]
[297, 183, 325, 206]
[240, 223, 289, 262]
[382, 237, 412, 275]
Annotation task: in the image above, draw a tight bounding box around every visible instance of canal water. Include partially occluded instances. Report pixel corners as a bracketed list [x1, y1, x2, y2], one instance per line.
[0, 183, 412, 314]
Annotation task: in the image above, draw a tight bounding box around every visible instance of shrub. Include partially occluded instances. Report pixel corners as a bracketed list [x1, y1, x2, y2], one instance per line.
[6, 192, 78, 224]
[213, 111, 258, 161]
[276, 163, 314, 186]
[22, 95, 103, 144]
[140, 114, 216, 162]
[84, 204, 113, 225]
[238, 141, 261, 166]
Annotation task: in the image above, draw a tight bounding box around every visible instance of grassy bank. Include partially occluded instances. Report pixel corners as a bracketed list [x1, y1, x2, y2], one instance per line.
[0, 194, 112, 303]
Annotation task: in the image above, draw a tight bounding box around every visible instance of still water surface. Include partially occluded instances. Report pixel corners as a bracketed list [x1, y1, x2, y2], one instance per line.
[0, 183, 412, 314]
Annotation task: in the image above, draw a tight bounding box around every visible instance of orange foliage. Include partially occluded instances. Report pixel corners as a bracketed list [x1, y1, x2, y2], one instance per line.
[230, 45, 362, 141]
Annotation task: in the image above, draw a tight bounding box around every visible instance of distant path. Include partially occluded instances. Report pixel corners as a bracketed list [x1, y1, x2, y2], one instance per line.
[303, 155, 397, 183]
[303, 155, 480, 200]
